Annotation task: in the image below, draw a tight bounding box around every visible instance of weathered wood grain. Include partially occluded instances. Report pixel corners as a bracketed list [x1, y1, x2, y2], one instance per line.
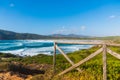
[107, 48, 120, 59]
[53, 42, 56, 74]
[103, 44, 107, 80]
[55, 41, 103, 45]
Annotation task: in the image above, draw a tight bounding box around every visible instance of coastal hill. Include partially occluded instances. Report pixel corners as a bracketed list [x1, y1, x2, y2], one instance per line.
[0, 29, 52, 40]
[0, 29, 90, 40]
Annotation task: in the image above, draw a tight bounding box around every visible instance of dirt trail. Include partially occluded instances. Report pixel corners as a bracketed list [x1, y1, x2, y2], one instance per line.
[0, 72, 32, 80]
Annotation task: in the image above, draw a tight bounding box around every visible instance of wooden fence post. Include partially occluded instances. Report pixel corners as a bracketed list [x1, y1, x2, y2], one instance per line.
[103, 44, 107, 80]
[53, 42, 56, 74]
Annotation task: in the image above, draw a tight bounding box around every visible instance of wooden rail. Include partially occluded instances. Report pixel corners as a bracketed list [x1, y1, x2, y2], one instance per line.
[56, 45, 82, 72]
[53, 41, 120, 80]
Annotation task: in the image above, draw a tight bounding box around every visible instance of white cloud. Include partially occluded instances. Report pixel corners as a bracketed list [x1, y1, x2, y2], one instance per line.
[10, 3, 15, 7]
[53, 26, 86, 34]
[109, 15, 116, 19]
[53, 26, 67, 34]
[80, 26, 86, 31]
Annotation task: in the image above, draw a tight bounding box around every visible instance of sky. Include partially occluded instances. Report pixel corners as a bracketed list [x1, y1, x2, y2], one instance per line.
[0, 0, 120, 36]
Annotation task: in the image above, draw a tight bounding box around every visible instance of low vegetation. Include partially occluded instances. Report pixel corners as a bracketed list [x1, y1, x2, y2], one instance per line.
[0, 45, 120, 80]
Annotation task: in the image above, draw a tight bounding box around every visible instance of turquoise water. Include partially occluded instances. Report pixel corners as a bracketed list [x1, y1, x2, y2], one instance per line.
[0, 40, 93, 56]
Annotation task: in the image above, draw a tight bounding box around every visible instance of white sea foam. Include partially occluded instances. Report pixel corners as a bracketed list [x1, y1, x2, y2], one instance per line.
[20, 47, 54, 56]
[0, 46, 54, 56]
[0, 49, 25, 55]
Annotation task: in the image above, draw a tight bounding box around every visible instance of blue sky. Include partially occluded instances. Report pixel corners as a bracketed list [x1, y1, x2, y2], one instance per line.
[0, 0, 120, 36]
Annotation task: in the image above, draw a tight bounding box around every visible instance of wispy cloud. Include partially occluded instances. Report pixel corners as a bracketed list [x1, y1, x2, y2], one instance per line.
[10, 3, 15, 7]
[109, 15, 116, 19]
[80, 26, 86, 31]
[53, 26, 67, 34]
[53, 25, 86, 34]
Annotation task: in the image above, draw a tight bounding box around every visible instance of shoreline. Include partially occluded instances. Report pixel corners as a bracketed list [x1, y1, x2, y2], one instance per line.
[0, 40, 96, 56]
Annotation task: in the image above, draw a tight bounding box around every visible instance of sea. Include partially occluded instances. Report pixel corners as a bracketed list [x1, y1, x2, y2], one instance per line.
[0, 40, 93, 56]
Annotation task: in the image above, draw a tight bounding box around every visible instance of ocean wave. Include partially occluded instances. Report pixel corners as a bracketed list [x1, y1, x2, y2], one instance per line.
[0, 40, 93, 56]
[0, 42, 23, 50]
[0, 47, 54, 56]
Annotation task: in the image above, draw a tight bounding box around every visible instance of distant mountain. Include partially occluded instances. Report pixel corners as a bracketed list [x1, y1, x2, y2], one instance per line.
[0, 29, 52, 40]
[50, 34, 91, 38]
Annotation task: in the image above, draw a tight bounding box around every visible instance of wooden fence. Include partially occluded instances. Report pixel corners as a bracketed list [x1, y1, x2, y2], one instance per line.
[53, 41, 120, 80]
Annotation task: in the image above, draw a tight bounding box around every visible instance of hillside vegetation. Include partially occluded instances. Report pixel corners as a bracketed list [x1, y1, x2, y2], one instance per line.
[0, 45, 120, 80]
